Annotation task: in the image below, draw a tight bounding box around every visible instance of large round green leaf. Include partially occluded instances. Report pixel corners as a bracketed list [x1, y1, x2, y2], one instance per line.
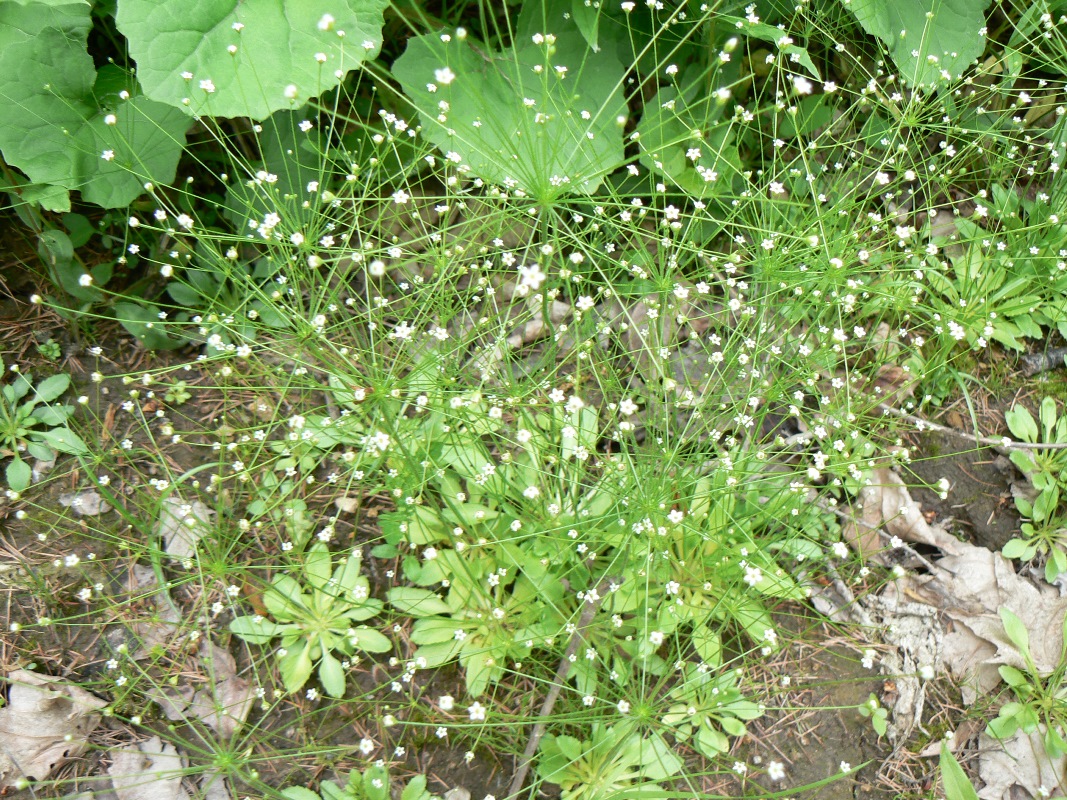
[0, 7, 189, 209]
[116, 0, 389, 120]
[392, 0, 627, 201]
[844, 0, 992, 87]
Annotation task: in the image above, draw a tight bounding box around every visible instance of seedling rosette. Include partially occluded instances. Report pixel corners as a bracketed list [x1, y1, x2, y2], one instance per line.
[230, 543, 389, 697]
[1, 372, 89, 492]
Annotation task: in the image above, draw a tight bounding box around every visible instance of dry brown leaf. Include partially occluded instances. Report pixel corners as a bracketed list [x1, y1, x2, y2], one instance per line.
[58, 490, 112, 516]
[157, 497, 215, 561]
[146, 643, 253, 740]
[842, 467, 963, 558]
[107, 737, 190, 800]
[0, 670, 107, 787]
[198, 769, 232, 800]
[334, 497, 360, 513]
[891, 540, 1067, 702]
[866, 364, 916, 408]
[976, 729, 1067, 800]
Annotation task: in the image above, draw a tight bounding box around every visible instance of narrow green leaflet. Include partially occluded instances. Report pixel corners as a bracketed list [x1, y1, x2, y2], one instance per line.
[842, 0, 992, 87]
[637, 84, 742, 198]
[727, 16, 820, 81]
[116, 0, 389, 120]
[224, 108, 325, 230]
[940, 743, 979, 800]
[0, 5, 188, 209]
[392, 1, 627, 201]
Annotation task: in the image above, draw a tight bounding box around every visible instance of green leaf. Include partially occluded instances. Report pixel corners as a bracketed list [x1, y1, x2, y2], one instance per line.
[400, 775, 434, 800]
[116, 0, 389, 120]
[392, 0, 627, 201]
[939, 742, 979, 800]
[318, 648, 346, 698]
[999, 607, 1032, 661]
[265, 574, 307, 618]
[34, 427, 89, 455]
[1041, 397, 1059, 441]
[1005, 406, 1040, 444]
[5, 458, 31, 492]
[32, 374, 70, 403]
[0, 11, 188, 209]
[1048, 547, 1067, 581]
[113, 301, 186, 350]
[570, 0, 600, 52]
[695, 724, 729, 758]
[639, 731, 684, 781]
[363, 765, 389, 800]
[229, 615, 283, 644]
[1002, 538, 1036, 560]
[410, 618, 462, 645]
[636, 83, 741, 199]
[462, 647, 498, 697]
[388, 587, 452, 616]
[26, 441, 55, 462]
[280, 641, 315, 693]
[986, 713, 1018, 740]
[729, 17, 820, 80]
[349, 626, 391, 653]
[998, 664, 1030, 689]
[281, 788, 322, 800]
[304, 542, 333, 588]
[412, 640, 462, 667]
[842, 0, 992, 87]
[31, 405, 71, 427]
[334, 553, 364, 595]
[871, 708, 888, 736]
[692, 624, 722, 668]
[82, 90, 190, 208]
[223, 107, 325, 230]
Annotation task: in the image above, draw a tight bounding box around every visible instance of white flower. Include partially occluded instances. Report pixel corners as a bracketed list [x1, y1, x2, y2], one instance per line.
[79, 274, 93, 287]
[617, 700, 630, 714]
[649, 630, 664, 646]
[767, 760, 786, 780]
[619, 398, 638, 416]
[518, 263, 546, 290]
[199, 79, 216, 93]
[439, 695, 454, 711]
[104, 114, 117, 125]
[468, 702, 486, 721]
[743, 565, 762, 587]
[317, 13, 335, 31]
[101, 150, 115, 161]
[434, 67, 456, 85]
[358, 738, 375, 755]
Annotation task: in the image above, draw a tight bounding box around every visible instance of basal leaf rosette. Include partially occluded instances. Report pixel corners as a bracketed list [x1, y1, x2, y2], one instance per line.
[230, 543, 389, 697]
[392, 3, 627, 201]
[116, 0, 388, 120]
